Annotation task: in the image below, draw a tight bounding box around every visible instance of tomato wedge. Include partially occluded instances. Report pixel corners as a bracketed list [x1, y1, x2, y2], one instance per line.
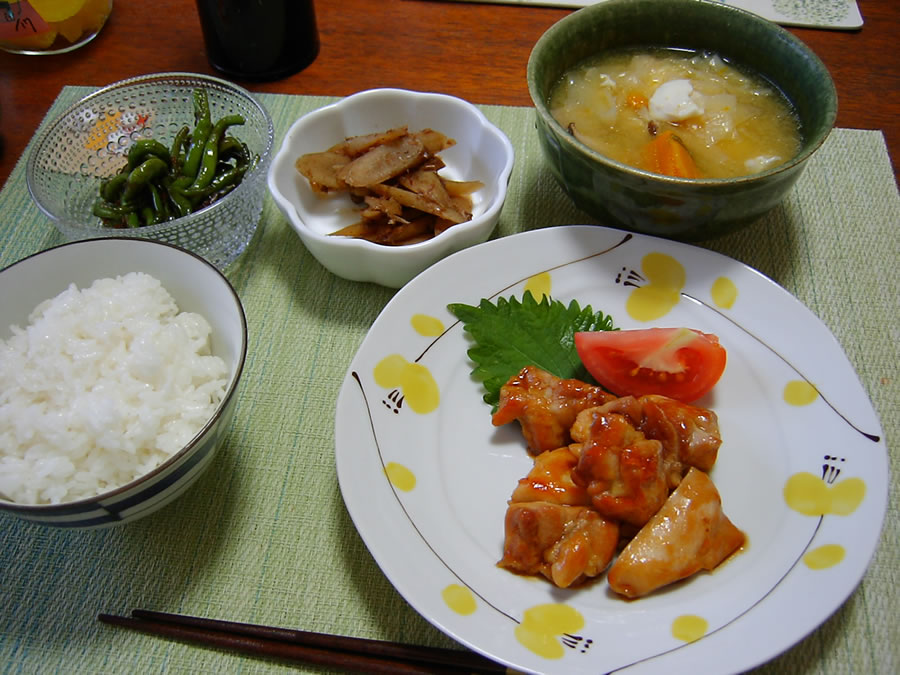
[574, 327, 726, 402]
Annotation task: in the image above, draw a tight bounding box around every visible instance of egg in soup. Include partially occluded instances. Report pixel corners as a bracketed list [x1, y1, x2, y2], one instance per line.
[549, 48, 802, 179]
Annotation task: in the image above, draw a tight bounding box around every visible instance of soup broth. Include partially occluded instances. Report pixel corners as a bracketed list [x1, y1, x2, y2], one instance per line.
[549, 48, 802, 179]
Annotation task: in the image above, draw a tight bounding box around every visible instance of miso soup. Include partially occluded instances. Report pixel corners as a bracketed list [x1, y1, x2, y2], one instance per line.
[549, 48, 802, 179]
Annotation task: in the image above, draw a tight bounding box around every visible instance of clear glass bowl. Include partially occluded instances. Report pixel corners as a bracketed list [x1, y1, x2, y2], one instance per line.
[0, 0, 113, 55]
[26, 72, 274, 270]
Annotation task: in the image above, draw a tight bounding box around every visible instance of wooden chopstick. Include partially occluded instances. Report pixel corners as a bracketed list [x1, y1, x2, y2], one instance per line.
[97, 609, 508, 674]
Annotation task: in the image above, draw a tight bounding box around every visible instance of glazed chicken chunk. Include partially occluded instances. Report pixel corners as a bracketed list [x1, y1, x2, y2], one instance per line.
[499, 502, 620, 588]
[492, 365, 615, 455]
[509, 445, 591, 506]
[596, 395, 722, 488]
[570, 408, 669, 527]
[607, 467, 745, 598]
[493, 366, 741, 595]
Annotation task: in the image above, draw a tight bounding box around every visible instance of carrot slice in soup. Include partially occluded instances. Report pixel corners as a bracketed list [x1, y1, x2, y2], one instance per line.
[643, 131, 701, 179]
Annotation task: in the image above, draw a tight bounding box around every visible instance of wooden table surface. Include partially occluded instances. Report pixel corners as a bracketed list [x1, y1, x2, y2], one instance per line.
[1, 0, 897, 189]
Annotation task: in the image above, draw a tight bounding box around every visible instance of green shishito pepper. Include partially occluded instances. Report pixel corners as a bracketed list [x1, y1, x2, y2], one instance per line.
[99, 173, 127, 202]
[182, 89, 212, 179]
[191, 114, 245, 190]
[126, 139, 171, 170]
[91, 88, 259, 229]
[169, 125, 190, 175]
[121, 156, 168, 202]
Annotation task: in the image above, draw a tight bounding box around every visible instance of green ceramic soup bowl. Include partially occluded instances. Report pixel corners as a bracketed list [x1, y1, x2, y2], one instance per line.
[527, 0, 837, 241]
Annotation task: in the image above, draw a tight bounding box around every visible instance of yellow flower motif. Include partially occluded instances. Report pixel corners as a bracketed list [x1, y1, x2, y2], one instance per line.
[671, 614, 708, 642]
[783, 380, 819, 406]
[626, 252, 685, 321]
[384, 462, 416, 492]
[710, 276, 738, 309]
[441, 584, 477, 616]
[803, 544, 846, 570]
[514, 603, 585, 659]
[410, 314, 444, 337]
[783, 472, 865, 516]
[524, 272, 552, 302]
[373, 354, 440, 414]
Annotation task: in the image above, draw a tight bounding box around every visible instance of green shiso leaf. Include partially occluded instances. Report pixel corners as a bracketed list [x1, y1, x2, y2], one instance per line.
[448, 291, 617, 411]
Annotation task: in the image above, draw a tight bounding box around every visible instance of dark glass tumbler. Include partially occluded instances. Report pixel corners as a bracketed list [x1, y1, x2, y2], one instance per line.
[195, 0, 319, 81]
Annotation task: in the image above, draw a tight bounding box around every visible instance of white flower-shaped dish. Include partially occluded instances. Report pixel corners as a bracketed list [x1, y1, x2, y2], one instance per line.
[267, 89, 515, 288]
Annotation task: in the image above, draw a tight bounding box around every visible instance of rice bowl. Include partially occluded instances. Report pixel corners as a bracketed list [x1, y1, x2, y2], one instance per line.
[1, 272, 228, 505]
[0, 239, 247, 528]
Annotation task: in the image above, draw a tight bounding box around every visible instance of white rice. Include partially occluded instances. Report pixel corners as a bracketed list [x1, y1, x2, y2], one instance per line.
[0, 272, 229, 505]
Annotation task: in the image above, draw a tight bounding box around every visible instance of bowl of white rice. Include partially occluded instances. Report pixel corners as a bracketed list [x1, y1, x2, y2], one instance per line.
[0, 238, 247, 528]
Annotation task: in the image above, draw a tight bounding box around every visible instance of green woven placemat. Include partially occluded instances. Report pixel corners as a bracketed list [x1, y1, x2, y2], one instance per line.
[0, 87, 897, 674]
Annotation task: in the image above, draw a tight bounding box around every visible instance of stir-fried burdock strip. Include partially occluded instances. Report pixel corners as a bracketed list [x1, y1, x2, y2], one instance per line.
[337, 135, 427, 188]
[360, 195, 407, 224]
[294, 151, 350, 194]
[327, 126, 410, 157]
[295, 126, 482, 245]
[368, 182, 469, 224]
[331, 213, 436, 246]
